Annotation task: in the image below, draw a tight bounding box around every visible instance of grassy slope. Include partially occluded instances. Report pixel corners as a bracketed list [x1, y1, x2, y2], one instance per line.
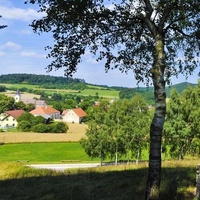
[0, 83, 120, 99]
[0, 160, 198, 200]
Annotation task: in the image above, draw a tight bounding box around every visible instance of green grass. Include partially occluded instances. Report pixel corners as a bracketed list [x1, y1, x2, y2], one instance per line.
[0, 142, 152, 163]
[80, 89, 119, 98]
[0, 160, 198, 200]
[1, 83, 119, 99]
[0, 143, 98, 163]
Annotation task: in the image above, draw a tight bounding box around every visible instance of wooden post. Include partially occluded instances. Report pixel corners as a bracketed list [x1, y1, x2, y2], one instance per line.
[196, 164, 200, 199]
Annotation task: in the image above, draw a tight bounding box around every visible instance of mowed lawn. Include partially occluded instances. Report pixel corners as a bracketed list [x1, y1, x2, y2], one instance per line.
[0, 142, 97, 163]
[0, 123, 93, 163]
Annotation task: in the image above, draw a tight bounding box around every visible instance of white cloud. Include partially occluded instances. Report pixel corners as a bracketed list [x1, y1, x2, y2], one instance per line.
[86, 58, 99, 64]
[20, 51, 46, 58]
[0, 51, 5, 57]
[0, 5, 44, 22]
[0, 41, 22, 51]
[21, 29, 33, 35]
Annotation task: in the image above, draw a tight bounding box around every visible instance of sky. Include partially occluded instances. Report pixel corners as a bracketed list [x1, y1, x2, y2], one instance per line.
[0, 0, 199, 88]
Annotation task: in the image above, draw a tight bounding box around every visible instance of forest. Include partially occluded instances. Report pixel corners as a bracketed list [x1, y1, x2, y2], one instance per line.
[0, 73, 87, 90]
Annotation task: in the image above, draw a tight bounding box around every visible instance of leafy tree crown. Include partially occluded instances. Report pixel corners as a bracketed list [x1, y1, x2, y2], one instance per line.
[26, 0, 199, 85]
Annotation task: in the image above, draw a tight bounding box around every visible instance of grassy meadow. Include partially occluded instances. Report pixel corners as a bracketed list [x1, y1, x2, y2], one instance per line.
[0, 83, 199, 199]
[0, 142, 96, 163]
[0, 160, 198, 200]
[1, 83, 119, 99]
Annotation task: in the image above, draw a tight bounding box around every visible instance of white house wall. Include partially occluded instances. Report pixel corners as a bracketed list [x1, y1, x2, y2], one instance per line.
[0, 116, 18, 129]
[62, 110, 80, 123]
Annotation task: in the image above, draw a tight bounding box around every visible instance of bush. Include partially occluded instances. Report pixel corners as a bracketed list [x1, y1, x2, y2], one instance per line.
[31, 123, 48, 133]
[17, 120, 31, 132]
[47, 122, 68, 133]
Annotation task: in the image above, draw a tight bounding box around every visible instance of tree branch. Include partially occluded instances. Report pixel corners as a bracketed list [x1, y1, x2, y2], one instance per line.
[158, 2, 179, 31]
[143, 0, 153, 18]
[168, 26, 193, 38]
[164, 12, 194, 34]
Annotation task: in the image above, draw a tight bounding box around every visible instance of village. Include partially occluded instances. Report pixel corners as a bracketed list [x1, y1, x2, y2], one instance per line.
[0, 89, 87, 130]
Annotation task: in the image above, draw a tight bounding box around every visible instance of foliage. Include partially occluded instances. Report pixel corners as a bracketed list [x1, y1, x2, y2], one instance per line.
[0, 73, 86, 90]
[17, 120, 32, 132]
[119, 82, 197, 104]
[47, 122, 69, 133]
[17, 113, 67, 133]
[163, 89, 190, 160]
[0, 85, 6, 92]
[0, 94, 15, 112]
[164, 83, 200, 159]
[81, 96, 151, 165]
[31, 123, 48, 133]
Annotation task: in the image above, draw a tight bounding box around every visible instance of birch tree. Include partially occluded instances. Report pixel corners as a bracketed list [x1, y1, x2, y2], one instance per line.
[26, 0, 200, 199]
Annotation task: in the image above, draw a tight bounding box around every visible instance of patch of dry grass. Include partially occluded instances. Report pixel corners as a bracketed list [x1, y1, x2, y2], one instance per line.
[0, 123, 88, 143]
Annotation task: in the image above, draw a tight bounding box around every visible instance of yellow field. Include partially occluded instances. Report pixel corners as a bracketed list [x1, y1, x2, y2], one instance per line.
[0, 123, 88, 143]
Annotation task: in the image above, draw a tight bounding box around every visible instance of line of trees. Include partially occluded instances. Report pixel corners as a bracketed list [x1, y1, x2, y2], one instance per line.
[0, 74, 86, 90]
[81, 83, 200, 164]
[80, 94, 152, 165]
[163, 82, 200, 160]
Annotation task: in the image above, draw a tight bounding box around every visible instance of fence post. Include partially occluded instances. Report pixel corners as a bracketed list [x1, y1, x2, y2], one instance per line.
[196, 164, 200, 200]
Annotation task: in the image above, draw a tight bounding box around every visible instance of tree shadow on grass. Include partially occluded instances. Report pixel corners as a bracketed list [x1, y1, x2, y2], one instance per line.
[0, 166, 196, 200]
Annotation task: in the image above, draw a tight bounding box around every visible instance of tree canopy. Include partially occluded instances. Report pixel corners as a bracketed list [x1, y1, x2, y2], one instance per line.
[27, 0, 199, 84]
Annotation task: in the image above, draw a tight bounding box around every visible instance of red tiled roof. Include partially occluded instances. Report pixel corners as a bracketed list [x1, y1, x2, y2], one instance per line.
[30, 106, 60, 115]
[61, 109, 70, 115]
[6, 110, 25, 119]
[72, 108, 86, 117]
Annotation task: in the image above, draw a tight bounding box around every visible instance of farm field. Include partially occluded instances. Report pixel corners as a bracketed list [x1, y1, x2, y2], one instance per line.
[0, 123, 88, 143]
[0, 83, 119, 99]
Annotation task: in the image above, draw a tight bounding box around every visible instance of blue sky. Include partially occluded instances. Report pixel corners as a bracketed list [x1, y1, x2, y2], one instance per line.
[0, 0, 199, 88]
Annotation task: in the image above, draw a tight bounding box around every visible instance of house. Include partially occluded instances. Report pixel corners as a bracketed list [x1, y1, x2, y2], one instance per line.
[30, 106, 60, 120]
[0, 110, 25, 129]
[62, 108, 87, 124]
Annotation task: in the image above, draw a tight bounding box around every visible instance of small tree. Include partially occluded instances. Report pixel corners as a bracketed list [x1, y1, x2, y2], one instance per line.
[80, 100, 110, 165]
[80, 123, 109, 165]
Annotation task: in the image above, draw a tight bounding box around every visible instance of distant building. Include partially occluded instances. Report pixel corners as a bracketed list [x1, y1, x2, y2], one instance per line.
[14, 89, 21, 102]
[0, 110, 25, 129]
[62, 108, 87, 124]
[14, 89, 47, 108]
[30, 106, 60, 120]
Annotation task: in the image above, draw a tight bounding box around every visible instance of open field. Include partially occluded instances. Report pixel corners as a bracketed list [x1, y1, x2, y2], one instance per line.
[4, 91, 41, 99]
[0, 123, 88, 143]
[1, 83, 119, 99]
[0, 142, 94, 163]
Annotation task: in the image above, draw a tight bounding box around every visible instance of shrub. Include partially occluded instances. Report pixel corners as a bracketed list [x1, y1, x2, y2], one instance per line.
[47, 122, 68, 133]
[31, 123, 48, 133]
[17, 120, 31, 132]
